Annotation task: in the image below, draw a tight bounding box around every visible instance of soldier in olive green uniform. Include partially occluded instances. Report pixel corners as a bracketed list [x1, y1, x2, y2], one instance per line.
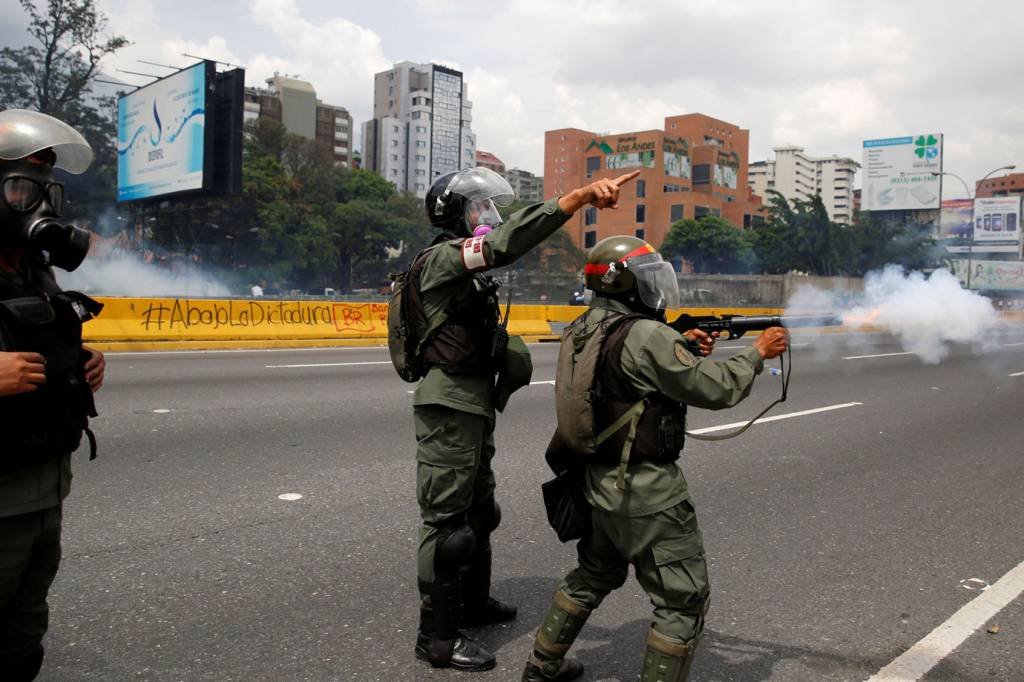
[522, 236, 788, 682]
[409, 168, 640, 671]
[0, 110, 106, 681]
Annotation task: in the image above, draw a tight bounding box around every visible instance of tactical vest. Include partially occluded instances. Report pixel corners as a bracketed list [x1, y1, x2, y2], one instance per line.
[0, 259, 102, 473]
[592, 314, 687, 466]
[404, 245, 501, 376]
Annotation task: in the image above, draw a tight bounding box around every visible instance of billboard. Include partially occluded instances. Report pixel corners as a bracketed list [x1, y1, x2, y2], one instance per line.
[862, 134, 943, 211]
[971, 196, 1022, 254]
[117, 62, 213, 202]
[938, 199, 974, 253]
[950, 259, 1024, 291]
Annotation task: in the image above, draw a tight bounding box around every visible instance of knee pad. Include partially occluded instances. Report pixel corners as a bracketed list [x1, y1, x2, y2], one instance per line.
[434, 522, 476, 575]
[469, 496, 501, 539]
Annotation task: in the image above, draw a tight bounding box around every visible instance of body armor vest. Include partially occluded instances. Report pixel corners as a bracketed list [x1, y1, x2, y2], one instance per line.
[591, 314, 687, 466]
[406, 246, 501, 376]
[0, 258, 101, 473]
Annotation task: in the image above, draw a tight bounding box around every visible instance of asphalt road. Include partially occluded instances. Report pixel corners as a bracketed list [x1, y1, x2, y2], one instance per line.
[37, 326, 1024, 681]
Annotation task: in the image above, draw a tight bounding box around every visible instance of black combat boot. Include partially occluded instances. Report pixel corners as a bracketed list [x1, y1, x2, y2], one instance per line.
[520, 590, 589, 681]
[415, 577, 496, 671]
[461, 546, 517, 627]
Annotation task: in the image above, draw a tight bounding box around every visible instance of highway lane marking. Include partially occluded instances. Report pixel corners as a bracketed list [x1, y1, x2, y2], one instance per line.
[687, 402, 862, 434]
[867, 559, 1024, 681]
[1004, 342, 1024, 347]
[1010, 371, 1024, 377]
[842, 351, 913, 360]
[265, 361, 393, 368]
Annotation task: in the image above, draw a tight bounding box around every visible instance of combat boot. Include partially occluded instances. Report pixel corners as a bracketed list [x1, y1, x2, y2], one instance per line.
[461, 546, 517, 627]
[640, 627, 697, 682]
[520, 590, 589, 681]
[416, 577, 496, 671]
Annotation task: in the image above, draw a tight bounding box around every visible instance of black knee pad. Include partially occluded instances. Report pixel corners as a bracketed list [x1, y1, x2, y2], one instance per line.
[435, 522, 476, 575]
[469, 496, 501, 539]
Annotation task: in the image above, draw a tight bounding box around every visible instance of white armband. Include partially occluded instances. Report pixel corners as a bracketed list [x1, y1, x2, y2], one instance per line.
[461, 235, 488, 272]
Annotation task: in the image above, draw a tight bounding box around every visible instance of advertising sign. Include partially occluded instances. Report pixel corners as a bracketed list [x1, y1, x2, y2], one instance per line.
[950, 259, 1024, 290]
[862, 134, 943, 211]
[971, 196, 1022, 254]
[938, 199, 974, 253]
[117, 62, 212, 201]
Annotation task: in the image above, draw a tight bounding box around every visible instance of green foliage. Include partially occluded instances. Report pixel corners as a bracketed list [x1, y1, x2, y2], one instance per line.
[661, 216, 755, 274]
[0, 0, 128, 222]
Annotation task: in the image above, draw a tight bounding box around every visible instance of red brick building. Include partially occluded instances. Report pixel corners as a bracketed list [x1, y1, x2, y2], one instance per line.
[976, 172, 1024, 198]
[545, 113, 763, 249]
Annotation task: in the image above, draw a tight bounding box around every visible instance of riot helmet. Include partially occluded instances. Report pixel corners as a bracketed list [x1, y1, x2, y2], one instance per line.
[585, 235, 679, 314]
[0, 110, 94, 271]
[424, 167, 514, 236]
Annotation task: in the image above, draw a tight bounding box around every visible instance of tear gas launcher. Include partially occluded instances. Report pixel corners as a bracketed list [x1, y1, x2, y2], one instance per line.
[669, 313, 844, 340]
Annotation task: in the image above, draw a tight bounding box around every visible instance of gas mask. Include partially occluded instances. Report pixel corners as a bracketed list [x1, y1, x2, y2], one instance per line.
[0, 158, 91, 272]
[0, 109, 95, 272]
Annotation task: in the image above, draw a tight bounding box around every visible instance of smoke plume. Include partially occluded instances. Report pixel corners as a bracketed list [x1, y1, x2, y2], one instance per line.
[786, 265, 1001, 364]
[57, 255, 231, 298]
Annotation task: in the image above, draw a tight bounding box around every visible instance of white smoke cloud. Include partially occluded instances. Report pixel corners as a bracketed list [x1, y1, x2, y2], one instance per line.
[786, 265, 1001, 364]
[57, 255, 231, 298]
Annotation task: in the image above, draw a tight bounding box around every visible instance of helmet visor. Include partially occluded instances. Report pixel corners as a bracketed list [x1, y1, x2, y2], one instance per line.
[444, 167, 514, 206]
[633, 260, 680, 312]
[464, 198, 504, 229]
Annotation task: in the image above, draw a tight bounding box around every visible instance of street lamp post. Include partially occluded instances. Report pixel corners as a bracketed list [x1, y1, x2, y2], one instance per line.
[931, 164, 1016, 289]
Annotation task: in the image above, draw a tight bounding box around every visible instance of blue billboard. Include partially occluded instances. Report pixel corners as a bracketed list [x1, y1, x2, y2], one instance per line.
[117, 62, 212, 201]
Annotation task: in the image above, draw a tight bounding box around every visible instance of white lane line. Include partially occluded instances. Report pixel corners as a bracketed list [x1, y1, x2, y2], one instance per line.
[867, 559, 1024, 681]
[687, 402, 862, 434]
[843, 351, 913, 360]
[1009, 371, 1024, 377]
[530, 380, 555, 385]
[265, 361, 392, 368]
[1004, 342, 1024, 347]
[715, 342, 809, 350]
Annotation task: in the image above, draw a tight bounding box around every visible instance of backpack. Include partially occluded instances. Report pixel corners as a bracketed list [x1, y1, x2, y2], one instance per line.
[387, 248, 434, 383]
[554, 310, 647, 458]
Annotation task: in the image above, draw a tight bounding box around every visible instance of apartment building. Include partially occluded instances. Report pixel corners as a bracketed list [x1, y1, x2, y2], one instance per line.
[361, 62, 476, 197]
[748, 146, 858, 223]
[243, 75, 353, 166]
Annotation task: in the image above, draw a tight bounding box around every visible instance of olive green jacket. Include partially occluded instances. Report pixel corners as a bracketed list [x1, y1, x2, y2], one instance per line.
[412, 198, 570, 418]
[581, 297, 765, 516]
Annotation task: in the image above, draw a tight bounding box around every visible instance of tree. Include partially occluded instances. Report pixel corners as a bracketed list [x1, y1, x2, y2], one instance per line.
[0, 0, 128, 221]
[847, 210, 937, 275]
[748, 191, 853, 275]
[661, 216, 755, 274]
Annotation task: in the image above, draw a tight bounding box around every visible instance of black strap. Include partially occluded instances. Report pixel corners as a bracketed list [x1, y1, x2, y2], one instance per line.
[85, 426, 98, 460]
[685, 344, 791, 442]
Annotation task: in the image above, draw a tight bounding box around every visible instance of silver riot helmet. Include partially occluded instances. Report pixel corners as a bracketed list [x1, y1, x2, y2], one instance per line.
[432, 167, 514, 235]
[0, 109, 94, 173]
[0, 110, 94, 271]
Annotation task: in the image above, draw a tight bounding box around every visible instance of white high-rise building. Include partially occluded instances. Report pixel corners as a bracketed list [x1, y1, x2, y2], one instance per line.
[361, 62, 476, 197]
[749, 146, 859, 224]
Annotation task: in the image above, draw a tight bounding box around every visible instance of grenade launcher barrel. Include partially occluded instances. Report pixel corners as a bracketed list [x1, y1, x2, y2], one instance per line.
[669, 313, 844, 340]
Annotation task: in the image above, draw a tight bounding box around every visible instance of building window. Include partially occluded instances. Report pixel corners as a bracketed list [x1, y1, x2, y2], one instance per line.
[415, 183, 425, 191]
[392, 125, 399, 133]
[670, 204, 684, 222]
[391, 140, 398, 147]
[743, 214, 751, 229]
[391, 154, 398, 161]
[415, 154, 426, 161]
[584, 230, 597, 248]
[636, 179, 646, 198]
[692, 165, 710, 185]
[391, 169, 398, 176]
[412, 111, 421, 119]
[416, 140, 426, 148]
[584, 207, 597, 226]
[694, 206, 710, 218]
[585, 156, 601, 178]
[636, 205, 646, 223]
[635, 229, 645, 240]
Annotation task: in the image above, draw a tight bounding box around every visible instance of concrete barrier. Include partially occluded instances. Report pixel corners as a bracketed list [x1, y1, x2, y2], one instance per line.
[83, 297, 1022, 352]
[85, 296, 552, 351]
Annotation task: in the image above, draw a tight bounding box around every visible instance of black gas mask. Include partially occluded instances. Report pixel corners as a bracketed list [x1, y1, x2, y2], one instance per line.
[0, 158, 91, 272]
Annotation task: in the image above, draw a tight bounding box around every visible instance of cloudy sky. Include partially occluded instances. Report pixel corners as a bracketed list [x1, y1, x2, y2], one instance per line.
[3, 0, 1022, 197]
